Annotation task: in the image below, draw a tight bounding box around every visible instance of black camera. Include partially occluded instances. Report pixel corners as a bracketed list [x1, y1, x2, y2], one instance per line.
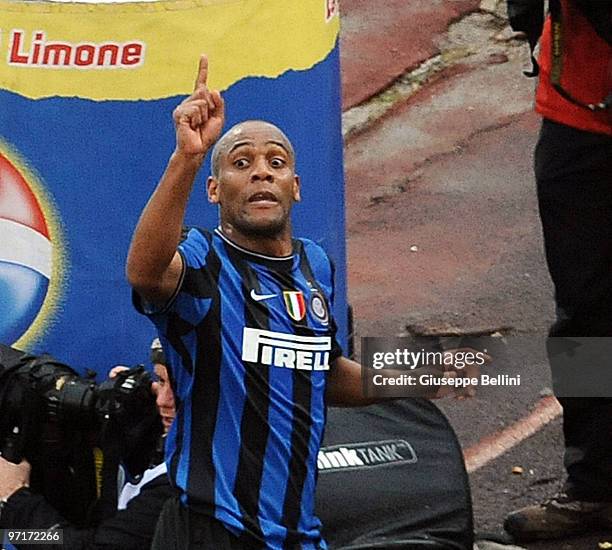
[0, 344, 162, 524]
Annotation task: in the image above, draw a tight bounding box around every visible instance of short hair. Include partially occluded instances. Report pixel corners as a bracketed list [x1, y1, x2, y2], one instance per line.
[210, 120, 295, 179]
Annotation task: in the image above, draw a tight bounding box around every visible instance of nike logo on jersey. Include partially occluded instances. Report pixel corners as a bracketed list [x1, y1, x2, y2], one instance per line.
[250, 289, 278, 302]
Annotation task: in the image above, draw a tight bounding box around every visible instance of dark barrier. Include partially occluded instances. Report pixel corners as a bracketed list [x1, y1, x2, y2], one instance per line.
[317, 400, 474, 549]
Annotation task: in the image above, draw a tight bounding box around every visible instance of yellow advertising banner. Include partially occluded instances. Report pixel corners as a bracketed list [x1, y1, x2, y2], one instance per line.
[0, 0, 340, 100]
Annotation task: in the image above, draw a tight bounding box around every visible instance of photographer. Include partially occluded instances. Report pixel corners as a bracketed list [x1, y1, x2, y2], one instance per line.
[503, 0, 612, 542]
[0, 340, 176, 549]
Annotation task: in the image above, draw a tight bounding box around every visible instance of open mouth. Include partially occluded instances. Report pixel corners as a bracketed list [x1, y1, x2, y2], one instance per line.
[248, 191, 278, 204]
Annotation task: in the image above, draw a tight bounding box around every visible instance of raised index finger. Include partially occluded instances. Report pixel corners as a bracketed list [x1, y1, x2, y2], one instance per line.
[194, 54, 208, 90]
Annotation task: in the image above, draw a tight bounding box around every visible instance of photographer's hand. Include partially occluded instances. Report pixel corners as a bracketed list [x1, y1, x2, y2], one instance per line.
[0, 457, 30, 501]
[108, 365, 129, 378]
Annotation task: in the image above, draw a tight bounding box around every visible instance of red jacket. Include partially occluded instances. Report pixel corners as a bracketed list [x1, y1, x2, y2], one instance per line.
[536, 0, 612, 135]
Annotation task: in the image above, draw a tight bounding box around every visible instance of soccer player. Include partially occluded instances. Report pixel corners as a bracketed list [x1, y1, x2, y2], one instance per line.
[126, 55, 464, 550]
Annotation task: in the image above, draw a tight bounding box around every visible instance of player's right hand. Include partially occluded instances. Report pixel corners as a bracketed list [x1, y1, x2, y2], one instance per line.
[173, 55, 225, 157]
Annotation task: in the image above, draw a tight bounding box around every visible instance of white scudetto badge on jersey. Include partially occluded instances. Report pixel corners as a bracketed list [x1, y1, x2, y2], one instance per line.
[283, 290, 306, 321]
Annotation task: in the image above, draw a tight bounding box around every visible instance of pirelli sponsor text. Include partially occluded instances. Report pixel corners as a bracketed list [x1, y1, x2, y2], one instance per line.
[242, 327, 331, 371]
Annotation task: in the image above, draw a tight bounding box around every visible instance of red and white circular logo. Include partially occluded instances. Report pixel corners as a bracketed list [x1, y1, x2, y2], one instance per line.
[0, 151, 56, 346]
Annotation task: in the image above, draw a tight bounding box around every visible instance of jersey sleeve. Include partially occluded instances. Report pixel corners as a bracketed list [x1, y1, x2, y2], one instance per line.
[132, 227, 212, 318]
[327, 259, 343, 364]
[329, 319, 343, 363]
[301, 239, 344, 362]
[177, 227, 211, 272]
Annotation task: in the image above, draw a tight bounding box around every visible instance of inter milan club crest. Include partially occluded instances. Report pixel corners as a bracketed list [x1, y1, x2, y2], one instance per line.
[310, 290, 329, 325]
[283, 290, 306, 322]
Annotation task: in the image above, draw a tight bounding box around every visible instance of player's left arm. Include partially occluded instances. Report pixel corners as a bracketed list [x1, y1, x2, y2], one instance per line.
[326, 356, 445, 406]
[325, 356, 374, 406]
[326, 353, 483, 406]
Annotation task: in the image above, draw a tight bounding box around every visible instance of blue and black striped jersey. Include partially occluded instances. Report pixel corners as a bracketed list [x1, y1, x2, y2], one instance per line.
[137, 227, 342, 549]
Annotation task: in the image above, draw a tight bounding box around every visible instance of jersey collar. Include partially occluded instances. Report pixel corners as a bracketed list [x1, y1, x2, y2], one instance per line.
[214, 227, 297, 268]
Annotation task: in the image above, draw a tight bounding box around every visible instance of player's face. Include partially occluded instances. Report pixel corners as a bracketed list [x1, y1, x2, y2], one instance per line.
[209, 123, 300, 238]
[152, 364, 175, 433]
